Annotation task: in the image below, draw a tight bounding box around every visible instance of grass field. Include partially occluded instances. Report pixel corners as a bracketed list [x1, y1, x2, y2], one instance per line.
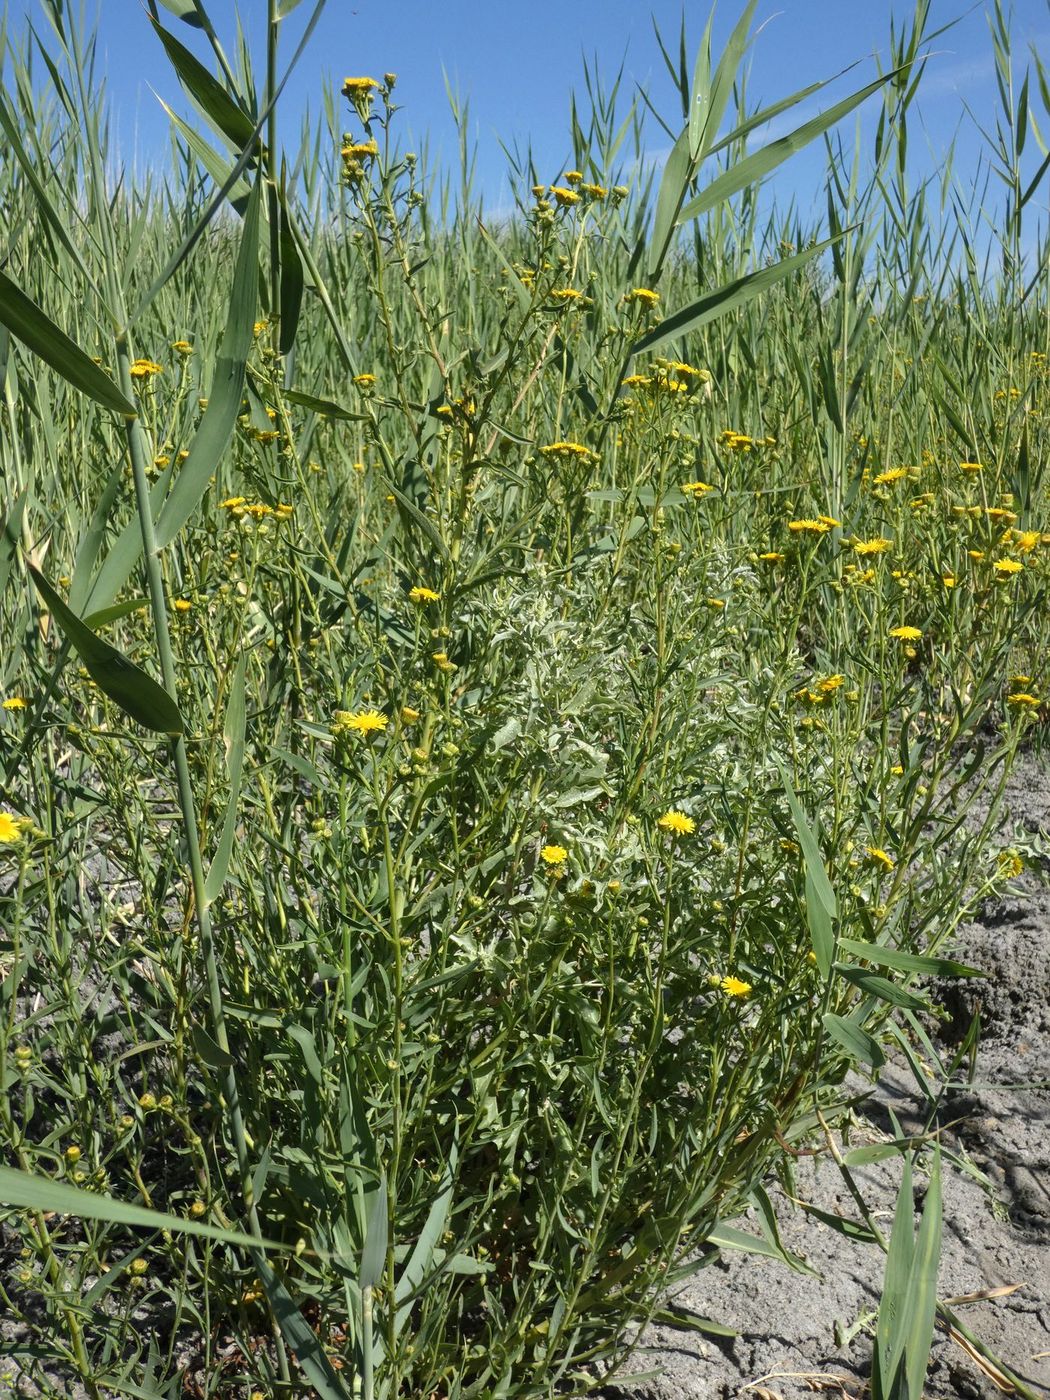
[0, 1, 1047, 1397]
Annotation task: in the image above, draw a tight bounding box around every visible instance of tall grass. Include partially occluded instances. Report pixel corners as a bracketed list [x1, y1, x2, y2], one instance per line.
[0, 1, 1047, 1396]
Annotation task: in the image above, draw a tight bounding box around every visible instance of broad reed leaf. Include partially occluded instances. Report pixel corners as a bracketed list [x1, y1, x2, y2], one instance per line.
[678, 67, 910, 225]
[835, 964, 927, 1011]
[0, 1165, 276, 1250]
[28, 564, 184, 736]
[394, 1143, 457, 1332]
[0, 269, 135, 416]
[149, 12, 256, 150]
[360, 1173, 389, 1290]
[256, 1257, 354, 1400]
[777, 762, 836, 974]
[284, 389, 366, 420]
[155, 180, 260, 549]
[837, 938, 984, 979]
[204, 655, 246, 904]
[823, 1011, 885, 1070]
[631, 234, 844, 360]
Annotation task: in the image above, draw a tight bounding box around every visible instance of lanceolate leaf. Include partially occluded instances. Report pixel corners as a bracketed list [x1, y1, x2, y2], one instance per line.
[0, 1164, 275, 1251]
[28, 564, 184, 735]
[0, 269, 136, 416]
[631, 234, 845, 360]
[148, 12, 256, 151]
[155, 180, 260, 549]
[678, 66, 911, 225]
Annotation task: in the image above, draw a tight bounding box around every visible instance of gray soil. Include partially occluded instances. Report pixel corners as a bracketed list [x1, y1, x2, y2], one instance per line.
[603, 752, 1050, 1400]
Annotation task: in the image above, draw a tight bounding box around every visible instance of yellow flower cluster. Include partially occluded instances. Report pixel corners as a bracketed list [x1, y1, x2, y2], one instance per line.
[332, 708, 387, 736]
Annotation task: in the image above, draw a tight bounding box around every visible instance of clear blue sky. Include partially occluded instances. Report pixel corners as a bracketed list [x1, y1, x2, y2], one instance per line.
[5, 0, 1049, 226]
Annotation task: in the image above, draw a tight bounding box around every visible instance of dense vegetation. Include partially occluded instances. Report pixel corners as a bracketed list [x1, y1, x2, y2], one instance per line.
[0, 1, 1046, 1396]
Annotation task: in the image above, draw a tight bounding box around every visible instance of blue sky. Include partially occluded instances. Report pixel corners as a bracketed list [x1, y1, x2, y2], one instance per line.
[5, 0, 1049, 227]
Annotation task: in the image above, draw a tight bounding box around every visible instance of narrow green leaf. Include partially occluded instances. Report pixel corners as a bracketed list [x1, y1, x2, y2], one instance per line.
[837, 938, 984, 979]
[28, 565, 184, 736]
[0, 269, 135, 416]
[82, 599, 149, 630]
[693, 0, 757, 160]
[835, 964, 928, 1011]
[204, 656, 246, 904]
[646, 125, 692, 282]
[679, 66, 909, 224]
[632, 235, 844, 360]
[256, 1257, 353, 1400]
[277, 193, 305, 355]
[155, 181, 260, 549]
[149, 13, 256, 150]
[0, 1164, 276, 1251]
[360, 1173, 389, 1290]
[394, 1144, 457, 1333]
[823, 1011, 885, 1070]
[284, 388, 366, 421]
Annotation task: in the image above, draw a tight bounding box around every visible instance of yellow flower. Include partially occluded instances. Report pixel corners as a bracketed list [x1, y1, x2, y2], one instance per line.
[332, 708, 388, 736]
[170, 340, 193, 355]
[541, 843, 569, 865]
[343, 76, 379, 95]
[758, 551, 784, 562]
[400, 706, 421, 723]
[129, 359, 163, 380]
[252, 320, 268, 336]
[873, 467, 910, 485]
[341, 140, 379, 161]
[1007, 692, 1040, 708]
[959, 461, 982, 473]
[865, 846, 894, 870]
[173, 599, 192, 613]
[992, 558, 1023, 576]
[353, 373, 376, 387]
[0, 812, 23, 843]
[680, 480, 714, 497]
[942, 575, 956, 587]
[788, 518, 832, 534]
[409, 586, 441, 604]
[432, 651, 457, 673]
[853, 536, 893, 555]
[622, 288, 659, 306]
[549, 186, 580, 207]
[817, 674, 846, 693]
[719, 975, 752, 998]
[2, 697, 27, 710]
[539, 441, 597, 463]
[1011, 529, 1040, 551]
[889, 625, 922, 640]
[563, 170, 582, 184]
[658, 810, 695, 835]
[549, 288, 584, 301]
[580, 182, 607, 199]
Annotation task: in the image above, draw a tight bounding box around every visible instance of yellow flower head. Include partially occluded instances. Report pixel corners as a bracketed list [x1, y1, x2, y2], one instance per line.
[2, 697, 27, 711]
[658, 809, 695, 835]
[873, 467, 910, 485]
[539, 441, 597, 463]
[353, 373, 376, 387]
[758, 551, 784, 562]
[853, 537, 893, 556]
[622, 288, 660, 307]
[1007, 692, 1040, 709]
[342, 76, 380, 95]
[865, 846, 894, 870]
[400, 706, 421, 723]
[817, 674, 846, 693]
[0, 812, 24, 843]
[432, 651, 457, 673]
[889, 625, 922, 640]
[788, 518, 832, 534]
[718, 975, 752, 998]
[170, 340, 193, 355]
[563, 170, 583, 184]
[992, 558, 1023, 576]
[332, 708, 388, 737]
[409, 586, 441, 604]
[541, 844, 568, 865]
[959, 461, 983, 473]
[549, 186, 581, 207]
[129, 359, 163, 380]
[680, 480, 714, 497]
